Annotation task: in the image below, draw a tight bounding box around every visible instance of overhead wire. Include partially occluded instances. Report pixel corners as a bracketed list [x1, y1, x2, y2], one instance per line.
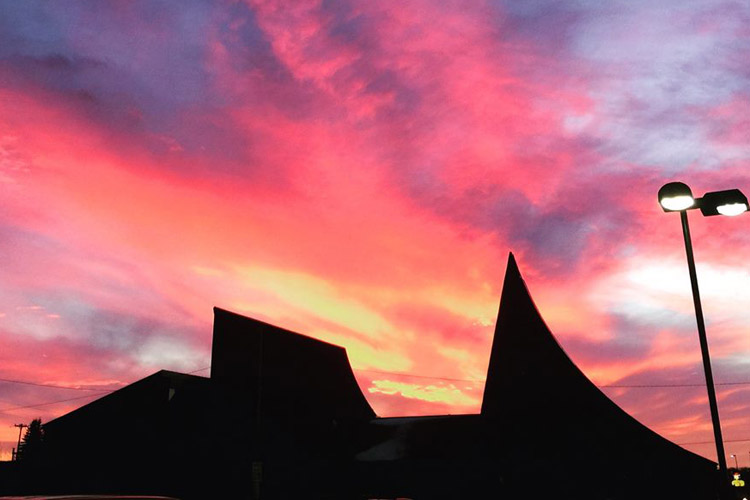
[4, 365, 750, 398]
[601, 382, 750, 388]
[5, 367, 750, 449]
[0, 392, 111, 414]
[0, 366, 212, 411]
[677, 438, 750, 445]
[0, 366, 213, 392]
[357, 370, 750, 388]
[4, 366, 750, 425]
[0, 377, 113, 391]
[356, 369, 482, 383]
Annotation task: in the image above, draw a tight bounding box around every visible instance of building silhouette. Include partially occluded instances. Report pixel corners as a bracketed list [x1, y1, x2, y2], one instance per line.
[0, 254, 717, 499]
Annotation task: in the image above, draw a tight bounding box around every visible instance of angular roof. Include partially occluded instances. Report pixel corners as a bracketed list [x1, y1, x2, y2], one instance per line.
[44, 369, 209, 433]
[210, 307, 376, 422]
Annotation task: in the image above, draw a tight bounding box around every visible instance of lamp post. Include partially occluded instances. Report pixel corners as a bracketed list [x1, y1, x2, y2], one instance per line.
[732, 454, 739, 470]
[658, 182, 749, 494]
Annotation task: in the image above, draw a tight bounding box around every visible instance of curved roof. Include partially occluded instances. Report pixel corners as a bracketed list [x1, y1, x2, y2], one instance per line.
[353, 253, 717, 499]
[479, 253, 715, 493]
[210, 307, 376, 421]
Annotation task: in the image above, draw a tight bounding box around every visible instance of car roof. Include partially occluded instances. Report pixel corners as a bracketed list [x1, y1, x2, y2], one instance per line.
[0, 496, 180, 500]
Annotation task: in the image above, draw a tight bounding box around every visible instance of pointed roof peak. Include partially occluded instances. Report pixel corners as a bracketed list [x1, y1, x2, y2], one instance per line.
[505, 251, 519, 276]
[501, 251, 528, 303]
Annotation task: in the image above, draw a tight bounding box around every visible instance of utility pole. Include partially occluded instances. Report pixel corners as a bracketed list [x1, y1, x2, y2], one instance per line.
[13, 423, 27, 461]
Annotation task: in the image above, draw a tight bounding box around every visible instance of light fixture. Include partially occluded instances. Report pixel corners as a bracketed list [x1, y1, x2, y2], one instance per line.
[699, 189, 749, 217]
[658, 182, 695, 211]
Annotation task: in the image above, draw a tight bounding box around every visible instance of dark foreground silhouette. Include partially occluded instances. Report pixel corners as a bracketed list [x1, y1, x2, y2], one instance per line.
[0, 254, 718, 499]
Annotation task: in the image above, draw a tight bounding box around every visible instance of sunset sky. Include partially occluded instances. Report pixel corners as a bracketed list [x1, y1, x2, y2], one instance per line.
[2, 0, 750, 463]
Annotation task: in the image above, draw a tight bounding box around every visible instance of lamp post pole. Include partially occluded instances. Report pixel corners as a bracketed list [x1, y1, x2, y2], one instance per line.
[659, 182, 749, 498]
[678, 210, 728, 480]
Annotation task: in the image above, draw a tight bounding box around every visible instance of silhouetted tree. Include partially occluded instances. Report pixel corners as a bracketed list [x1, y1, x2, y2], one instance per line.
[16, 418, 44, 462]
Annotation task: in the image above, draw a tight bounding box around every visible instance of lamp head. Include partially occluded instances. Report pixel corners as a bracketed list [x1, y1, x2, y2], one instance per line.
[658, 182, 695, 212]
[699, 189, 749, 217]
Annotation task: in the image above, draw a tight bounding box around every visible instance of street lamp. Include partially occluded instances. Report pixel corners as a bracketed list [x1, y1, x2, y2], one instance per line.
[658, 182, 749, 492]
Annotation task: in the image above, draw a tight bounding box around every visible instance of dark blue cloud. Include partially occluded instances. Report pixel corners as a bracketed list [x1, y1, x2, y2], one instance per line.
[0, 1, 266, 179]
[393, 170, 638, 276]
[498, 0, 592, 55]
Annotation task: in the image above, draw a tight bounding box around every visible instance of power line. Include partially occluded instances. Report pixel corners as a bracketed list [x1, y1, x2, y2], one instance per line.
[0, 392, 111, 414]
[601, 382, 750, 388]
[357, 370, 750, 388]
[0, 377, 111, 391]
[5, 368, 750, 390]
[3, 364, 750, 414]
[3, 378, 749, 447]
[187, 366, 211, 374]
[6, 366, 750, 449]
[4, 366, 750, 451]
[0, 366, 213, 392]
[356, 369, 482, 383]
[678, 438, 750, 445]
[0, 367, 213, 412]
